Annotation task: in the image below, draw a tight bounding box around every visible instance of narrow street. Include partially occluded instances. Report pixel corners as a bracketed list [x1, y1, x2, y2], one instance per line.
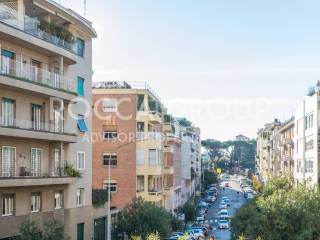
[207, 179, 246, 240]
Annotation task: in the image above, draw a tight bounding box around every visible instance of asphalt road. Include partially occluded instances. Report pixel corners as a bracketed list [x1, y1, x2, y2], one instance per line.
[206, 179, 246, 240]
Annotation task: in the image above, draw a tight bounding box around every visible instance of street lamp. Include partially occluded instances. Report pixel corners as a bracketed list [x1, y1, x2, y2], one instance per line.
[106, 139, 141, 240]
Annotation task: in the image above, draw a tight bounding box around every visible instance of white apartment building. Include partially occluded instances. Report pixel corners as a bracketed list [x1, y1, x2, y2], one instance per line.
[294, 94, 318, 186]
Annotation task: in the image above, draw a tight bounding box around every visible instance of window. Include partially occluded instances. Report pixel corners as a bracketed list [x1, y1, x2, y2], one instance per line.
[136, 176, 144, 192]
[54, 191, 63, 210]
[77, 223, 85, 240]
[1, 98, 15, 127]
[31, 148, 42, 177]
[103, 131, 117, 140]
[76, 38, 85, 57]
[1, 146, 16, 177]
[54, 149, 60, 176]
[1, 49, 15, 75]
[103, 153, 117, 166]
[77, 77, 85, 96]
[103, 182, 117, 193]
[136, 95, 145, 111]
[102, 98, 117, 112]
[30, 192, 41, 213]
[136, 149, 144, 166]
[2, 194, 14, 216]
[149, 149, 160, 166]
[305, 159, 314, 173]
[306, 139, 314, 151]
[305, 113, 314, 130]
[137, 122, 144, 132]
[77, 115, 88, 132]
[31, 104, 43, 130]
[77, 152, 85, 170]
[76, 188, 84, 207]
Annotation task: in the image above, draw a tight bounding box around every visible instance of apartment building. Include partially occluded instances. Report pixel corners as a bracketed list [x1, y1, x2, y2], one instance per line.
[279, 118, 294, 175]
[178, 118, 201, 204]
[256, 119, 281, 183]
[162, 115, 183, 212]
[0, 1, 96, 239]
[92, 81, 165, 208]
[294, 93, 318, 186]
[236, 134, 250, 142]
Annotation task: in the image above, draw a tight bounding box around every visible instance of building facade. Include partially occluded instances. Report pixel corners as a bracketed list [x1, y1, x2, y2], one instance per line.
[294, 94, 318, 186]
[92, 81, 165, 208]
[279, 118, 294, 176]
[236, 134, 250, 142]
[0, 0, 96, 239]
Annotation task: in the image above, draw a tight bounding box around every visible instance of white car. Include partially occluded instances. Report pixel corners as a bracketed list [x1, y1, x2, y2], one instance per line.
[218, 219, 230, 229]
[190, 228, 204, 239]
[219, 203, 227, 209]
[219, 209, 230, 219]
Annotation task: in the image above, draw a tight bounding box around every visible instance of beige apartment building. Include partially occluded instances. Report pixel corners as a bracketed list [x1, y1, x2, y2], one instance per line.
[279, 118, 294, 175]
[0, 1, 96, 239]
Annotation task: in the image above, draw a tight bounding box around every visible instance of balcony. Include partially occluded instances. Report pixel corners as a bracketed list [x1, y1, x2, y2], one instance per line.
[0, 3, 79, 63]
[136, 111, 162, 124]
[167, 133, 182, 143]
[0, 119, 77, 142]
[0, 57, 77, 99]
[164, 166, 174, 174]
[0, 175, 75, 188]
[136, 132, 163, 141]
[163, 145, 174, 153]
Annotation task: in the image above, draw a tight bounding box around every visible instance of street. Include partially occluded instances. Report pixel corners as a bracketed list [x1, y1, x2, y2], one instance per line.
[206, 179, 246, 240]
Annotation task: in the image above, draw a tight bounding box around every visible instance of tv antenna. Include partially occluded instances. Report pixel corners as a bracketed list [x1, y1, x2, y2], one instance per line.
[83, 0, 87, 16]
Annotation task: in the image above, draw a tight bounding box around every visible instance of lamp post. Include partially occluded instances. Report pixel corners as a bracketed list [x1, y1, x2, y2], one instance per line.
[106, 139, 140, 240]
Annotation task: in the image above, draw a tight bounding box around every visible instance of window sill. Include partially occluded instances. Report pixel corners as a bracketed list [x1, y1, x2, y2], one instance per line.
[2, 214, 13, 217]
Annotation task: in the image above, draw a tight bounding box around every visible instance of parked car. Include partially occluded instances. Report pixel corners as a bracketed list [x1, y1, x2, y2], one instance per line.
[218, 219, 230, 229]
[219, 209, 230, 219]
[221, 197, 230, 206]
[190, 228, 205, 239]
[219, 203, 227, 209]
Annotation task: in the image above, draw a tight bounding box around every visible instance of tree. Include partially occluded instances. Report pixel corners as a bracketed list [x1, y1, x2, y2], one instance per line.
[20, 220, 41, 240]
[231, 177, 320, 240]
[116, 197, 175, 239]
[203, 169, 218, 189]
[182, 200, 196, 223]
[43, 220, 65, 240]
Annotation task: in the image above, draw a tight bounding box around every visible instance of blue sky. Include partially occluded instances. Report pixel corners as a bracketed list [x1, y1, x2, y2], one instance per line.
[60, 0, 319, 140]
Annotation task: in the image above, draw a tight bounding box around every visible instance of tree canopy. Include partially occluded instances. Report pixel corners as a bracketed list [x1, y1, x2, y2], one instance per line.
[231, 177, 320, 240]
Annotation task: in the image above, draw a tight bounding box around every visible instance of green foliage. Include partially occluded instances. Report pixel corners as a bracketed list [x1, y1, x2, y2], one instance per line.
[252, 175, 262, 192]
[146, 232, 161, 240]
[20, 219, 66, 240]
[42, 220, 65, 240]
[131, 236, 142, 240]
[182, 199, 196, 223]
[231, 177, 320, 240]
[307, 86, 316, 96]
[92, 189, 109, 208]
[201, 139, 256, 171]
[40, 20, 74, 43]
[117, 197, 174, 239]
[64, 163, 81, 178]
[19, 220, 41, 240]
[203, 169, 218, 189]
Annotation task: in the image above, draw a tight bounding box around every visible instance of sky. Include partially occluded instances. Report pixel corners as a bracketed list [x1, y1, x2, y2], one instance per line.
[59, 0, 320, 140]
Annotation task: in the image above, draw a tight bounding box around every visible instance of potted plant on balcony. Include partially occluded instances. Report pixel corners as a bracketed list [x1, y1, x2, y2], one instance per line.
[64, 163, 81, 178]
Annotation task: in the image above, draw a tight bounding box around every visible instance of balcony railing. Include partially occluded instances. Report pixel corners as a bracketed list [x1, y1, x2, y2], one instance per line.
[0, 57, 76, 93]
[0, 118, 76, 135]
[136, 132, 163, 141]
[0, 4, 79, 55]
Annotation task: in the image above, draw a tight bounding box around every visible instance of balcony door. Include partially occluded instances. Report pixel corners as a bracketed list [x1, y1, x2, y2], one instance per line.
[31, 148, 42, 177]
[53, 67, 60, 88]
[1, 98, 15, 127]
[54, 149, 60, 176]
[1, 49, 15, 75]
[31, 104, 43, 130]
[1, 146, 16, 177]
[31, 59, 41, 82]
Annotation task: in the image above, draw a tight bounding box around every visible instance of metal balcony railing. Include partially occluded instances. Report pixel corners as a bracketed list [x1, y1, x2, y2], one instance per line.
[0, 4, 79, 55]
[0, 57, 76, 93]
[0, 117, 76, 135]
[136, 132, 163, 141]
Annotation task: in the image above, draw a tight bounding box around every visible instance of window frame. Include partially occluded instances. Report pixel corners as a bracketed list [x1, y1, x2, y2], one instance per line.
[2, 194, 14, 216]
[54, 191, 63, 210]
[103, 131, 118, 141]
[102, 153, 117, 166]
[102, 98, 118, 113]
[76, 188, 84, 207]
[30, 192, 41, 213]
[77, 151, 86, 170]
